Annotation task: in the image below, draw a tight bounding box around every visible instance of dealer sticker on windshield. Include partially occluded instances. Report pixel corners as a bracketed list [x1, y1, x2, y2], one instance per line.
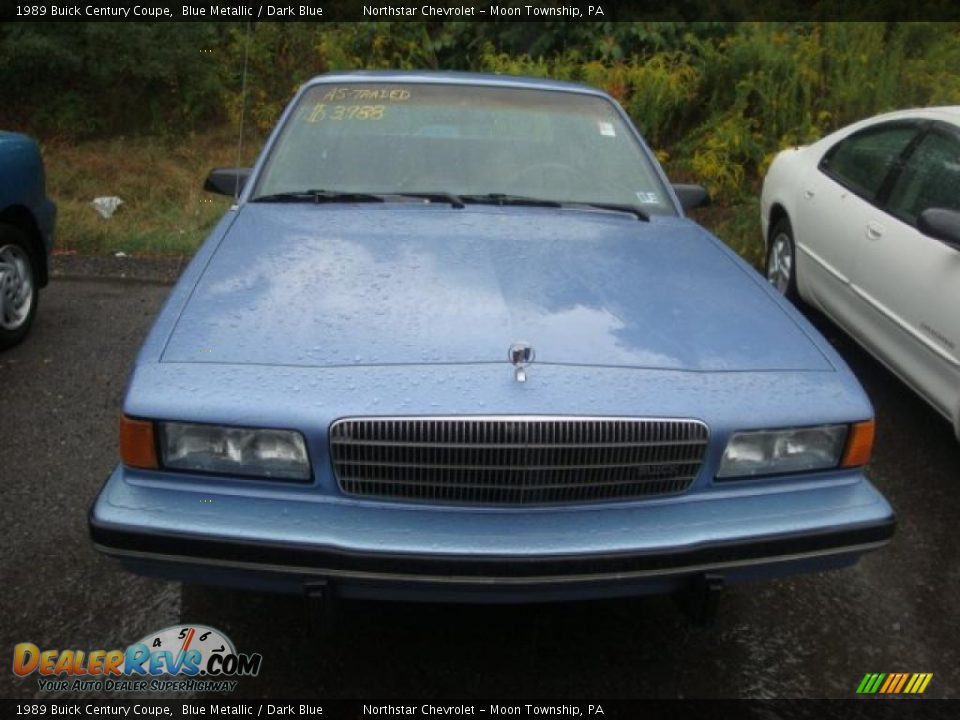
[597, 121, 616, 137]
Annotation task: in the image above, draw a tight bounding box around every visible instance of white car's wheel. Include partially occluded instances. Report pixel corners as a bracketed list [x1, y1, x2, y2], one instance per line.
[766, 218, 800, 303]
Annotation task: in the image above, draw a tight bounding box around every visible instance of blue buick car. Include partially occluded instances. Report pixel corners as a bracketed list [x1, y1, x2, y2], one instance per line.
[89, 72, 894, 617]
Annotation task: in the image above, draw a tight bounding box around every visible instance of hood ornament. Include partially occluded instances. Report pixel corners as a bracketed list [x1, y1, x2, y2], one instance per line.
[508, 342, 535, 383]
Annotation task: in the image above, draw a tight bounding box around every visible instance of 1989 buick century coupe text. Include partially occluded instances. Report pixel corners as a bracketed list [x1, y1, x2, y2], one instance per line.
[88, 72, 895, 615]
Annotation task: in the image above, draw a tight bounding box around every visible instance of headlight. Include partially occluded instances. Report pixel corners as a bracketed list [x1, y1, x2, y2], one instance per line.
[159, 421, 310, 481]
[717, 424, 849, 479]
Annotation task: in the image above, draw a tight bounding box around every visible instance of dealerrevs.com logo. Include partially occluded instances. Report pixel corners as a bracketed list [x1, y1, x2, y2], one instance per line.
[12, 625, 262, 693]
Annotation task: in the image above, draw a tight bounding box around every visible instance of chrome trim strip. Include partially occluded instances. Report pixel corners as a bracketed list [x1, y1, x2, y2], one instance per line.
[331, 475, 701, 492]
[94, 540, 889, 586]
[335, 457, 702, 470]
[334, 439, 707, 449]
[796, 243, 850, 284]
[799, 236, 959, 370]
[849, 285, 960, 370]
[793, 259, 957, 424]
[331, 414, 710, 422]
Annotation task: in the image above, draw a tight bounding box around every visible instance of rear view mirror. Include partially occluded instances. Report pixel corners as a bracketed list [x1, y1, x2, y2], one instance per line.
[918, 208, 960, 250]
[204, 168, 251, 197]
[672, 184, 711, 211]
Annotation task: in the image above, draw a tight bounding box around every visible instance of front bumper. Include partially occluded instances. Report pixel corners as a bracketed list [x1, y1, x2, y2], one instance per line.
[89, 465, 895, 603]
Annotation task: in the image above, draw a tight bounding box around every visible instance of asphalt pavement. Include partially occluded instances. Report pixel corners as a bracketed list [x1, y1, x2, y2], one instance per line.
[1, 258, 958, 699]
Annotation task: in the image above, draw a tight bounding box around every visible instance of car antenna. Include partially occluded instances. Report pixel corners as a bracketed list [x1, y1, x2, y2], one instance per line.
[233, 20, 252, 201]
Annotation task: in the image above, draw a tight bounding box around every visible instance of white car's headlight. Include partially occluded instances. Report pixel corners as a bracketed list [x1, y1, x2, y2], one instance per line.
[159, 421, 311, 481]
[717, 424, 852, 479]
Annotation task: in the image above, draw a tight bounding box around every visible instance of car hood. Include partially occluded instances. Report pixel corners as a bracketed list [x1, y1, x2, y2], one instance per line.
[161, 204, 832, 372]
[0, 130, 31, 145]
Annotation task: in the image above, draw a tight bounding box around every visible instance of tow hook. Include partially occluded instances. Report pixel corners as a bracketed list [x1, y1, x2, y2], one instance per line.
[304, 580, 339, 636]
[675, 573, 725, 627]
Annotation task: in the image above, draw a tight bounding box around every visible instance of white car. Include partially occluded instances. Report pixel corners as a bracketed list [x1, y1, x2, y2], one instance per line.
[761, 107, 960, 440]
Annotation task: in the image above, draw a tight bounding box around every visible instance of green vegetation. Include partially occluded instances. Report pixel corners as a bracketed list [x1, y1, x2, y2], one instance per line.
[42, 130, 251, 256]
[3, 22, 959, 260]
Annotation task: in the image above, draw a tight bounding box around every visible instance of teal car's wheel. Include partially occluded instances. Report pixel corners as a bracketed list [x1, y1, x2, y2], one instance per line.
[766, 218, 800, 303]
[0, 225, 39, 350]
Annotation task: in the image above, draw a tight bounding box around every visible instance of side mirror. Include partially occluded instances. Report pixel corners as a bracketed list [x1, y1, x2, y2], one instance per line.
[672, 184, 711, 211]
[918, 208, 960, 250]
[204, 168, 251, 197]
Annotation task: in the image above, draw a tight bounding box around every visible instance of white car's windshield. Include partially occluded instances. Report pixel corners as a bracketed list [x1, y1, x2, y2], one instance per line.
[252, 81, 676, 215]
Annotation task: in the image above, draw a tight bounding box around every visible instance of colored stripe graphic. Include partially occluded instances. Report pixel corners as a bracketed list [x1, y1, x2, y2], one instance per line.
[856, 672, 932, 694]
[856, 673, 885, 694]
[879, 674, 896, 693]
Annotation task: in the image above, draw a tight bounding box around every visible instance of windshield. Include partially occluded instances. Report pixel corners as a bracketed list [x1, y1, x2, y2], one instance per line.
[252, 81, 676, 215]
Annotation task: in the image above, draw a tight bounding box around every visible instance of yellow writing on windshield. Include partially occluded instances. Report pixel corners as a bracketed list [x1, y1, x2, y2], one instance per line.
[320, 87, 411, 103]
[306, 104, 386, 123]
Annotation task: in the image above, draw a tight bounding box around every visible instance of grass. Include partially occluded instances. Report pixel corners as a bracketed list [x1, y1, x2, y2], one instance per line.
[690, 197, 765, 268]
[42, 130, 765, 268]
[44, 129, 257, 256]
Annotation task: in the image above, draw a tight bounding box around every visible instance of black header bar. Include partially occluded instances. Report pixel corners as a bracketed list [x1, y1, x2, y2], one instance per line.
[0, 700, 958, 720]
[3, 0, 960, 22]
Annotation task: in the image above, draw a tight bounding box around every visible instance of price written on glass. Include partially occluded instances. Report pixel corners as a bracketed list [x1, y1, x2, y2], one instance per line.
[307, 104, 386, 122]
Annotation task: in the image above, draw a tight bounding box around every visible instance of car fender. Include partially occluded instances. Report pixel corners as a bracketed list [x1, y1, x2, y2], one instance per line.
[0, 132, 54, 285]
[0, 132, 45, 211]
[761, 147, 806, 250]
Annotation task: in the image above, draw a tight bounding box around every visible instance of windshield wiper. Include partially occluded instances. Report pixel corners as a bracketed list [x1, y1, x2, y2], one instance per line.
[251, 190, 646, 220]
[460, 193, 564, 209]
[559, 201, 649, 221]
[251, 190, 387, 204]
[390, 191, 465, 209]
[461, 194, 647, 219]
[251, 189, 466, 208]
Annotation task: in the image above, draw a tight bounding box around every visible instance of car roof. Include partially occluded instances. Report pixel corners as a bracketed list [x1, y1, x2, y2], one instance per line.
[860, 106, 960, 126]
[811, 106, 960, 149]
[300, 70, 609, 98]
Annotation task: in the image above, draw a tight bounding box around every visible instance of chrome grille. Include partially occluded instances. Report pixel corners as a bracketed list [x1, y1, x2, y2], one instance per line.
[330, 417, 708, 506]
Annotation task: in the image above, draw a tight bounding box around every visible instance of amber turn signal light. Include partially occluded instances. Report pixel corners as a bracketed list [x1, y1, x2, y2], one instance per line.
[119, 415, 159, 469]
[841, 419, 875, 468]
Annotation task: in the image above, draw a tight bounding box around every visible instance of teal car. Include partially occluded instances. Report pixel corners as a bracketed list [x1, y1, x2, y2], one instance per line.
[0, 131, 56, 349]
